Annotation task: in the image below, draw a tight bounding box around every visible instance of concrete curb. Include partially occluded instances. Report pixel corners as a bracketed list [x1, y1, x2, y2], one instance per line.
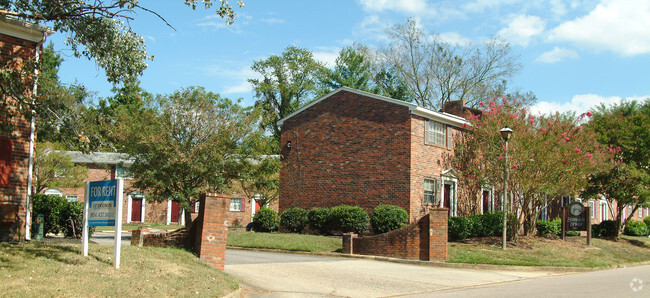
[226, 246, 650, 273]
[222, 287, 243, 298]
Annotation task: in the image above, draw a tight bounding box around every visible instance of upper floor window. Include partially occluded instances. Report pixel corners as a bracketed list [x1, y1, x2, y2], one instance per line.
[426, 120, 446, 147]
[116, 165, 134, 179]
[423, 178, 436, 204]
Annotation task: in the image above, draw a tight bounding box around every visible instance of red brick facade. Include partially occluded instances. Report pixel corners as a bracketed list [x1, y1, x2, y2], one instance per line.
[279, 87, 472, 222]
[0, 17, 50, 241]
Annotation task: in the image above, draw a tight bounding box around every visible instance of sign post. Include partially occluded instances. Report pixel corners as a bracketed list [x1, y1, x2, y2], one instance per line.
[81, 179, 124, 268]
[562, 201, 591, 246]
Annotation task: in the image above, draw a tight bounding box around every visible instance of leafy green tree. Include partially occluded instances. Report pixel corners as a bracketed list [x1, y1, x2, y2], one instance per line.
[117, 86, 259, 226]
[1, 0, 243, 136]
[34, 142, 87, 194]
[319, 46, 374, 95]
[451, 98, 612, 236]
[583, 99, 650, 237]
[232, 134, 280, 208]
[249, 46, 326, 145]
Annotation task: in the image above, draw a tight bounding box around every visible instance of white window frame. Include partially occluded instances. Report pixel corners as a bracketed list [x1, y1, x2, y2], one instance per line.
[426, 120, 446, 147]
[65, 195, 78, 202]
[589, 201, 595, 218]
[600, 201, 608, 221]
[423, 178, 436, 204]
[115, 165, 134, 179]
[480, 187, 494, 214]
[44, 189, 63, 197]
[230, 198, 242, 211]
[440, 169, 459, 216]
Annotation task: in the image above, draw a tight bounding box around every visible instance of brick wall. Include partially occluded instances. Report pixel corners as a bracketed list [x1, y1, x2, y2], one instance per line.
[342, 208, 448, 261]
[279, 90, 412, 215]
[0, 32, 38, 241]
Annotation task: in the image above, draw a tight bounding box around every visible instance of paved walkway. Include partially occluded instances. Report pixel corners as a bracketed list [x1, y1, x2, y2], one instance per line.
[225, 249, 563, 297]
[90, 231, 131, 245]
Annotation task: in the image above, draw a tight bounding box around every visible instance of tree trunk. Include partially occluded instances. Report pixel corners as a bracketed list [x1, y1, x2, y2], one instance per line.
[184, 207, 193, 228]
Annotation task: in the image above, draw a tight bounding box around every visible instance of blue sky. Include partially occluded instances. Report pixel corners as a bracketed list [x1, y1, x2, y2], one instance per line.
[49, 0, 650, 114]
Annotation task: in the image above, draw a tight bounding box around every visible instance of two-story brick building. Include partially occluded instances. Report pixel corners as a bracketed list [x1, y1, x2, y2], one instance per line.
[278, 87, 491, 222]
[42, 151, 276, 227]
[0, 16, 51, 241]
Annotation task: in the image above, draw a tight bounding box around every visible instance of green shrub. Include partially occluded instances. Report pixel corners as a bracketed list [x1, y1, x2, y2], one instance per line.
[644, 216, 650, 228]
[59, 201, 94, 238]
[565, 230, 581, 236]
[252, 207, 278, 232]
[308, 207, 332, 235]
[329, 205, 369, 234]
[537, 218, 561, 236]
[477, 212, 503, 237]
[624, 220, 649, 236]
[280, 208, 309, 233]
[370, 204, 408, 234]
[598, 220, 618, 238]
[448, 216, 473, 240]
[31, 194, 67, 235]
[592, 223, 602, 237]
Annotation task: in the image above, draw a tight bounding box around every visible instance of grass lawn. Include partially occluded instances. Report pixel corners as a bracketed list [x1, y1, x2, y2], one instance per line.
[448, 235, 650, 268]
[227, 230, 342, 252]
[95, 223, 184, 232]
[0, 239, 239, 297]
[226, 231, 650, 268]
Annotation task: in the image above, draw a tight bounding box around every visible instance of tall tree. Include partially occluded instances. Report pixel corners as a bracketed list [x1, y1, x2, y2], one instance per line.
[1, 0, 243, 136]
[249, 46, 325, 144]
[116, 86, 259, 226]
[381, 18, 520, 110]
[451, 98, 612, 236]
[583, 100, 650, 237]
[319, 46, 374, 95]
[231, 134, 280, 208]
[34, 142, 87, 194]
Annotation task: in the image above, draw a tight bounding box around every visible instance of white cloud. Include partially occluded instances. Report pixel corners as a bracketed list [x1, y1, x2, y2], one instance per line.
[535, 47, 579, 63]
[354, 15, 388, 42]
[223, 81, 252, 94]
[313, 47, 341, 67]
[437, 32, 472, 45]
[358, 0, 433, 16]
[548, 0, 650, 56]
[461, 0, 523, 13]
[200, 63, 256, 95]
[498, 15, 545, 46]
[530, 94, 624, 115]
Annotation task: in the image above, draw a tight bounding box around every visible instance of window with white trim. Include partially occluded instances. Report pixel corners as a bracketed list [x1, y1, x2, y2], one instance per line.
[44, 189, 63, 197]
[66, 195, 78, 202]
[600, 202, 608, 221]
[115, 165, 134, 179]
[589, 201, 595, 218]
[423, 179, 436, 204]
[426, 120, 446, 146]
[230, 198, 242, 211]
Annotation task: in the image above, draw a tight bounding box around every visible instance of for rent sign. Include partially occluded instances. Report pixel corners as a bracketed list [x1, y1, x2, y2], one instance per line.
[87, 180, 119, 226]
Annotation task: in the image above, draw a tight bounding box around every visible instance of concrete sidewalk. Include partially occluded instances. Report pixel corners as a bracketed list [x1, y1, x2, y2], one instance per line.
[90, 230, 132, 245]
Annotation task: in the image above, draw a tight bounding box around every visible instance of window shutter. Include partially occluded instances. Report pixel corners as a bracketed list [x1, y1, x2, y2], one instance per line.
[435, 179, 442, 206]
[241, 197, 246, 212]
[424, 120, 430, 144]
[0, 138, 13, 188]
[446, 126, 453, 150]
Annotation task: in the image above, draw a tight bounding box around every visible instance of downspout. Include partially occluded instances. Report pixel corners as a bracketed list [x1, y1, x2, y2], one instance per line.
[25, 34, 47, 241]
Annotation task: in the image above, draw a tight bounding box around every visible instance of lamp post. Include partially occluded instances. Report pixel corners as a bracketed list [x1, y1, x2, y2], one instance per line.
[500, 126, 513, 250]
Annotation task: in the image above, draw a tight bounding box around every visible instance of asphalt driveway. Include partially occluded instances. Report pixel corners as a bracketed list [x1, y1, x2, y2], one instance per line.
[224, 249, 561, 297]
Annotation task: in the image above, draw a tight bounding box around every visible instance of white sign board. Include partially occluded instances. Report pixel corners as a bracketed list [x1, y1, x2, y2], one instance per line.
[82, 179, 124, 269]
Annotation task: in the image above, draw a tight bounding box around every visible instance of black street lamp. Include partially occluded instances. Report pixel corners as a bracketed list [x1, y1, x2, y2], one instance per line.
[500, 126, 513, 250]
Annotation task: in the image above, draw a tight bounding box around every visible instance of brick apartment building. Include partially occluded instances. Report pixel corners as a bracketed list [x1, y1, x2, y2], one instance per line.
[0, 16, 51, 241]
[278, 87, 648, 226]
[42, 151, 276, 227]
[278, 87, 490, 222]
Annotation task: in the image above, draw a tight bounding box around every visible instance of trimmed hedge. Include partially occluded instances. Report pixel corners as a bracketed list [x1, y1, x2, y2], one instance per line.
[370, 204, 408, 234]
[252, 207, 278, 232]
[329, 205, 369, 234]
[595, 220, 618, 238]
[448, 212, 516, 241]
[307, 207, 332, 235]
[280, 208, 309, 233]
[536, 218, 579, 236]
[624, 220, 649, 236]
[644, 216, 650, 228]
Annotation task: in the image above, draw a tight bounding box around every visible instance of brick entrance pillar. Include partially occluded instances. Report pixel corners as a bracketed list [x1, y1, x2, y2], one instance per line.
[428, 208, 448, 262]
[195, 193, 229, 271]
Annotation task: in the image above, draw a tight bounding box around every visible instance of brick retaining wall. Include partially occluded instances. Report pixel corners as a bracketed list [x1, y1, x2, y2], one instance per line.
[343, 208, 448, 261]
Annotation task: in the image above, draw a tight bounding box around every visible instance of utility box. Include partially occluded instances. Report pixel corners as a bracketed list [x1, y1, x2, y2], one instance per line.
[34, 214, 44, 241]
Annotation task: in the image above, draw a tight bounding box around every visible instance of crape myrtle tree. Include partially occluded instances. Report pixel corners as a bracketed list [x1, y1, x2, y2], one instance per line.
[0, 0, 243, 142]
[379, 18, 520, 110]
[450, 97, 612, 236]
[583, 100, 650, 238]
[116, 87, 260, 226]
